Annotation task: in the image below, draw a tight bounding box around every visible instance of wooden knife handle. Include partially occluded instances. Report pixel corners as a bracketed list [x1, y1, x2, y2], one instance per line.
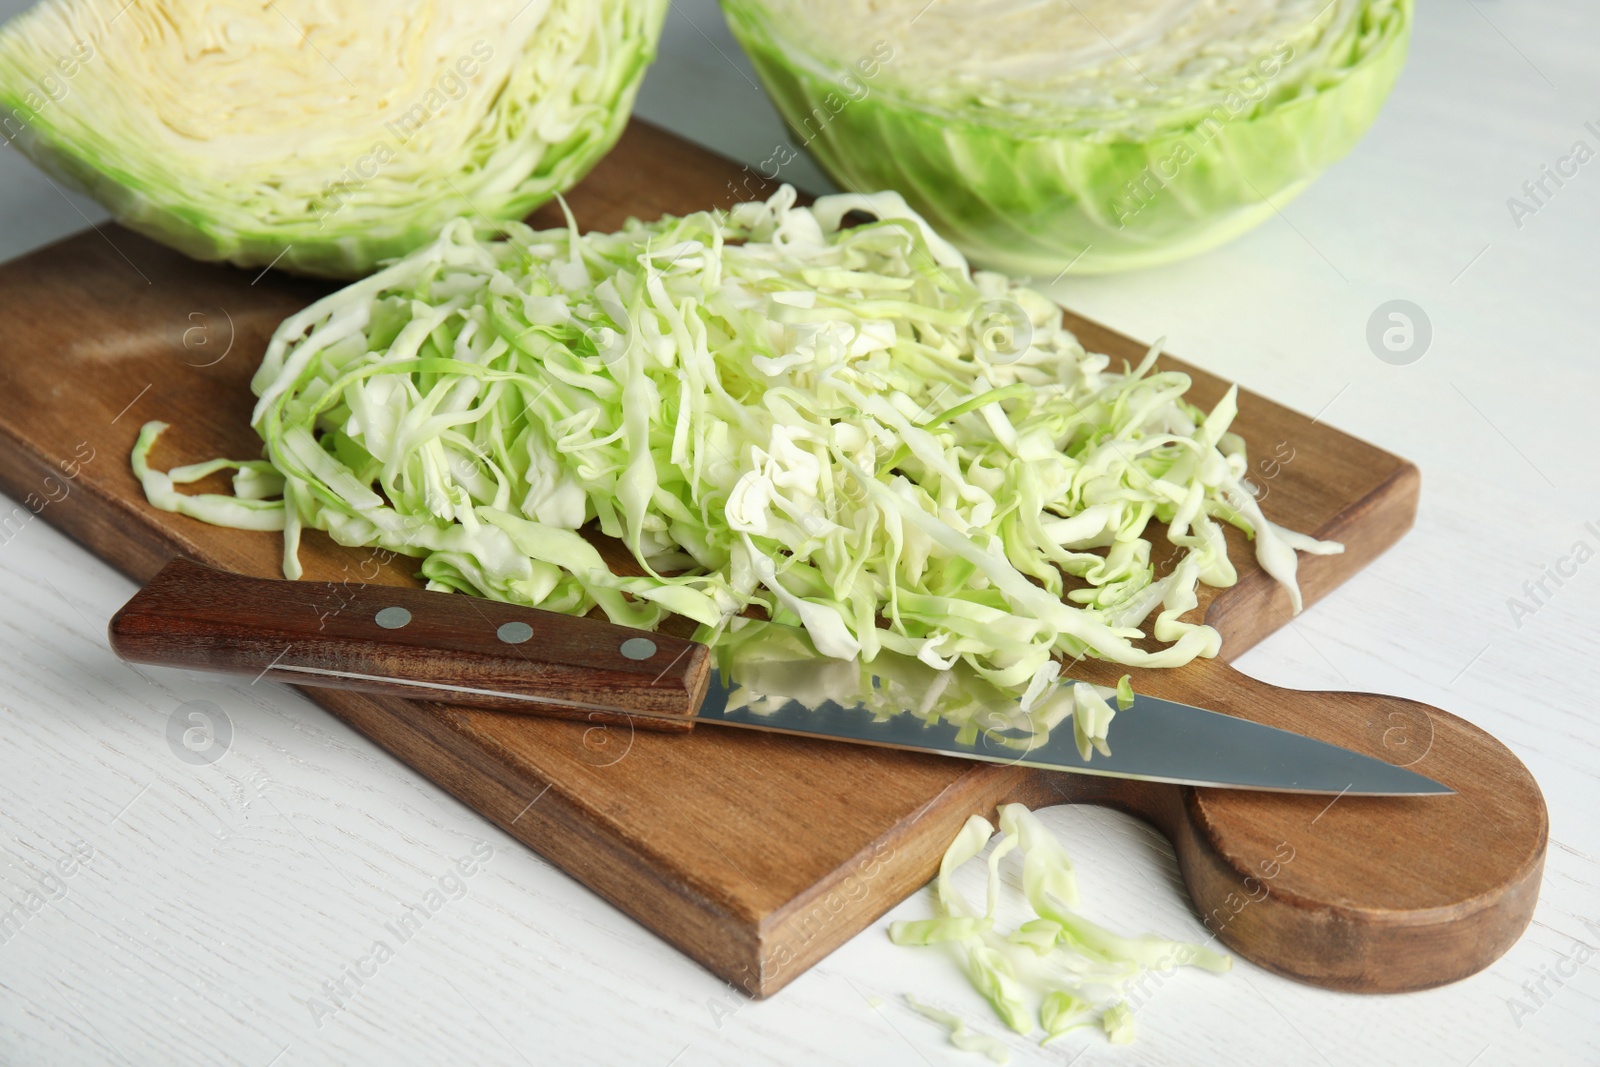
[108, 558, 708, 732]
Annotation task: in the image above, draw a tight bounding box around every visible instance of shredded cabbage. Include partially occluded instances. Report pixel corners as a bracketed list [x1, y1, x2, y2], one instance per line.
[890, 804, 1228, 1052]
[905, 996, 1012, 1066]
[132, 186, 1339, 694]
[1101, 1001, 1137, 1045]
[714, 620, 1115, 761]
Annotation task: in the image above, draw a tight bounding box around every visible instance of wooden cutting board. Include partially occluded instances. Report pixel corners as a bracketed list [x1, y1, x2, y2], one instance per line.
[0, 121, 1544, 999]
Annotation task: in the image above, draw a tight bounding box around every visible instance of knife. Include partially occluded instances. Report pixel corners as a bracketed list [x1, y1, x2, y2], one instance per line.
[109, 558, 1451, 796]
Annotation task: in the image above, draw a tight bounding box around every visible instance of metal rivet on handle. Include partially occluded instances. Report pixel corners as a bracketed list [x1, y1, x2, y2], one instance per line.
[619, 637, 657, 661]
[374, 606, 412, 629]
[497, 621, 534, 645]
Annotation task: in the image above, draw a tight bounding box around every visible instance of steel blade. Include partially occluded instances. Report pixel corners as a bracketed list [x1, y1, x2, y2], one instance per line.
[697, 625, 1451, 796]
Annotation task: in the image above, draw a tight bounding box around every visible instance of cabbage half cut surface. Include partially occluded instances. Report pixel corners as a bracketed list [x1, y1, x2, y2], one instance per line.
[721, 0, 1411, 275]
[0, 0, 667, 278]
[133, 187, 1341, 697]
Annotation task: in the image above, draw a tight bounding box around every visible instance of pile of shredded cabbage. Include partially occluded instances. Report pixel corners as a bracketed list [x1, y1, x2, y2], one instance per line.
[892, 807, 1230, 1059]
[133, 185, 1339, 696]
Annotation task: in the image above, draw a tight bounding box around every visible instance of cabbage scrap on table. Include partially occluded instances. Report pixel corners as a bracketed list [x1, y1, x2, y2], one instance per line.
[892, 807, 1231, 1059]
[132, 186, 1341, 699]
[0, 0, 667, 277]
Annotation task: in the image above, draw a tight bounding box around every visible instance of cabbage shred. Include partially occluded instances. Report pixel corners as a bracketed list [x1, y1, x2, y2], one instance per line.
[891, 807, 1230, 1053]
[133, 186, 1339, 693]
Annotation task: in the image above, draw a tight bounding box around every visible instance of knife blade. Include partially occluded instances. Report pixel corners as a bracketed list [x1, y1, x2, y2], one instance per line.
[697, 627, 1450, 795]
[110, 558, 1451, 796]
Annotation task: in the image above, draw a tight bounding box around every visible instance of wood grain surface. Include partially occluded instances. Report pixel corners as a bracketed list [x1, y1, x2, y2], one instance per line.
[0, 120, 1544, 999]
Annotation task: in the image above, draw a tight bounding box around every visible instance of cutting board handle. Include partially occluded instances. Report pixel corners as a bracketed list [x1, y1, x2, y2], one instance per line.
[1010, 658, 1547, 993]
[108, 558, 707, 731]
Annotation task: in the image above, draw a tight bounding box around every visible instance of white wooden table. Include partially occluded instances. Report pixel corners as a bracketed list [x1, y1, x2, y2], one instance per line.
[2, 2, 1597, 1064]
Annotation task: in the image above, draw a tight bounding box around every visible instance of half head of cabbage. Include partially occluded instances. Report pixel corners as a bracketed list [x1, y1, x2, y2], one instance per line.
[0, 0, 668, 277]
[721, 0, 1411, 276]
